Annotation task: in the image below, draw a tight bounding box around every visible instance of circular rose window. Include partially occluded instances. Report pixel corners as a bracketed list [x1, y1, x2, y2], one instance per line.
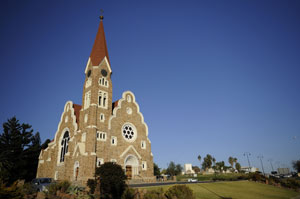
[122, 123, 137, 142]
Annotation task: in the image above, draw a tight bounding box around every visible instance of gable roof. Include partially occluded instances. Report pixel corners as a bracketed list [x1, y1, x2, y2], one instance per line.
[73, 104, 81, 124]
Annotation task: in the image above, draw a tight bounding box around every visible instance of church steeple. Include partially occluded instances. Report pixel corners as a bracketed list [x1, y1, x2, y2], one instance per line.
[89, 15, 110, 66]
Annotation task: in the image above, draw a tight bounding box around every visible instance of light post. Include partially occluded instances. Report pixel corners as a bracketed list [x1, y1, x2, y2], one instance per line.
[257, 155, 265, 176]
[268, 159, 274, 172]
[244, 152, 251, 172]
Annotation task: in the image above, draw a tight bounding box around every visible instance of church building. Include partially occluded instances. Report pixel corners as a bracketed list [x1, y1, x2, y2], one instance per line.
[36, 16, 155, 184]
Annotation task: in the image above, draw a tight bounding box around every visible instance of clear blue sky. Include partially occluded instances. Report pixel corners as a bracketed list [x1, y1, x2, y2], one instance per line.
[1, 0, 299, 173]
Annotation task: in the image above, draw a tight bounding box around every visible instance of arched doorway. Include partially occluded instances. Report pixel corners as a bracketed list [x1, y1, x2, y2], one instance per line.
[124, 155, 139, 180]
[73, 161, 79, 181]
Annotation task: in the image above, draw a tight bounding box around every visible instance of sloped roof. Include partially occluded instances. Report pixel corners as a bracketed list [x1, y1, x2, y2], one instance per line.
[73, 104, 82, 124]
[89, 19, 110, 66]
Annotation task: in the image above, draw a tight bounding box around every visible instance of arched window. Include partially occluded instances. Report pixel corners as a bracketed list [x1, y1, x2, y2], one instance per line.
[60, 131, 70, 162]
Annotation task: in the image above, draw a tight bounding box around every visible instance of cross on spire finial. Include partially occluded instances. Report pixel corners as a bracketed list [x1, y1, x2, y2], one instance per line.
[99, 9, 104, 20]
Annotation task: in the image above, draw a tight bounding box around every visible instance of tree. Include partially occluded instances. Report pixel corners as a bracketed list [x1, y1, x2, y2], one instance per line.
[192, 166, 200, 173]
[197, 155, 201, 168]
[166, 161, 182, 176]
[292, 160, 300, 173]
[95, 162, 127, 199]
[0, 117, 41, 184]
[175, 164, 183, 175]
[228, 157, 234, 169]
[235, 162, 241, 172]
[41, 139, 51, 149]
[202, 154, 213, 171]
[215, 161, 225, 173]
[153, 163, 161, 176]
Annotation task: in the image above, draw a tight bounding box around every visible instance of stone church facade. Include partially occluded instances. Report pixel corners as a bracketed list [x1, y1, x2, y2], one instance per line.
[37, 17, 154, 185]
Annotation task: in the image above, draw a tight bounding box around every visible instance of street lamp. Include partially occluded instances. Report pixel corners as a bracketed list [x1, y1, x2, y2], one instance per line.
[257, 155, 265, 176]
[243, 152, 251, 172]
[268, 159, 274, 172]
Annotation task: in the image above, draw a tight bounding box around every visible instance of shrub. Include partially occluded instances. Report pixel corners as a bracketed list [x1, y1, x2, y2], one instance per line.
[144, 188, 166, 199]
[47, 180, 71, 196]
[248, 173, 264, 182]
[95, 162, 127, 199]
[165, 185, 195, 199]
[58, 180, 71, 193]
[121, 187, 135, 199]
[0, 181, 24, 199]
[21, 182, 36, 195]
[280, 178, 300, 190]
[87, 179, 96, 194]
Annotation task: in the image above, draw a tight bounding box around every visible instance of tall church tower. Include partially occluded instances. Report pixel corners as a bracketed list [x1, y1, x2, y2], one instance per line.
[36, 15, 155, 185]
[80, 16, 112, 153]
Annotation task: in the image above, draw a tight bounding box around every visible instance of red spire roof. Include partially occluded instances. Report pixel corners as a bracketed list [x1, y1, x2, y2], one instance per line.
[90, 19, 110, 66]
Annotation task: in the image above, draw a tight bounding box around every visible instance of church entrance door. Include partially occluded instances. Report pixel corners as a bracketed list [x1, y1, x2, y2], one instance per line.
[126, 166, 132, 180]
[124, 155, 138, 180]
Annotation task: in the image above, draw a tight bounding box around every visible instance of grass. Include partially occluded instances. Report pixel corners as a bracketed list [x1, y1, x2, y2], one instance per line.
[141, 181, 299, 199]
[177, 173, 248, 182]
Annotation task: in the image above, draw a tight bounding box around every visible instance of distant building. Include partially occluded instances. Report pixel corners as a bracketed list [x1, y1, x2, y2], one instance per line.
[241, 167, 259, 173]
[183, 164, 195, 175]
[278, 168, 290, 175]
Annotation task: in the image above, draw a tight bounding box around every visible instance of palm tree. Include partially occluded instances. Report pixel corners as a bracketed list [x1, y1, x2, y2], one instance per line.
[228, 157, 234, 169]
[233, 158, 238, 167]
[198, 155, 201, 168]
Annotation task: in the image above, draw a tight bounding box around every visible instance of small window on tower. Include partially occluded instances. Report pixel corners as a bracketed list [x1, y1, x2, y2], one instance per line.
[98, 90, 108, 109]
[111, 136, 117, 146]
[100, 113, 105, 122]
[97, 131, 106, 141]
[141, 141, 146, 149]
[99, 77, 109, 88]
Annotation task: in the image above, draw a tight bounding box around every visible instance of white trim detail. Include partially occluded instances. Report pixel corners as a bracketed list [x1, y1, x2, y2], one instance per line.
[84, 91, 91, 109]
[120, 145, 141, 159]
[84, 114, 88, 123]
[142, 161, 147, 170]
[99, 56, 112, 74]
[72, 143, 88, 156]
[84, 57, 91, 74]
[99, 77, 109, 88]
[57, 127, 70, 165]
[50, 101, 78, 148]
[73, 161, 79, 180]
[122, 123, 137, 142]
[111, 136, 117, 146]
[141, 140, 146, 149]
[97, 158, 104, 167]
[86, 125, 97, 129]
[81, 132, 86, 142]
[108, 91, 149, 136]
[97, 131, 107, 141]
[85, 56, 112, 75]
[98, 90, 108, 109]
[85, 77, 92, 88]
[100, 113, 105, 122]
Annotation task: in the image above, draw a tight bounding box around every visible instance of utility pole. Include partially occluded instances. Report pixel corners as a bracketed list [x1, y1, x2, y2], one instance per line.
[243, 152, 251, 172]
[268, 159, 274, 171]
[257, 155, 265, 176]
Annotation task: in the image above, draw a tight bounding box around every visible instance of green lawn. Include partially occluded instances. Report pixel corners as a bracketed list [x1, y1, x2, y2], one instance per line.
[176, 173, 247, 182]
[142, 181, 299, 199]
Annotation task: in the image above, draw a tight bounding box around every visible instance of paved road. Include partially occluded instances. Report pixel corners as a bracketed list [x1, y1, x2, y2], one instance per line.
[129, 180, 221, 188]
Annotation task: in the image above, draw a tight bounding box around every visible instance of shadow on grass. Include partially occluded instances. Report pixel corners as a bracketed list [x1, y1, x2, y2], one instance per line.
[196, 184, 232, 199]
